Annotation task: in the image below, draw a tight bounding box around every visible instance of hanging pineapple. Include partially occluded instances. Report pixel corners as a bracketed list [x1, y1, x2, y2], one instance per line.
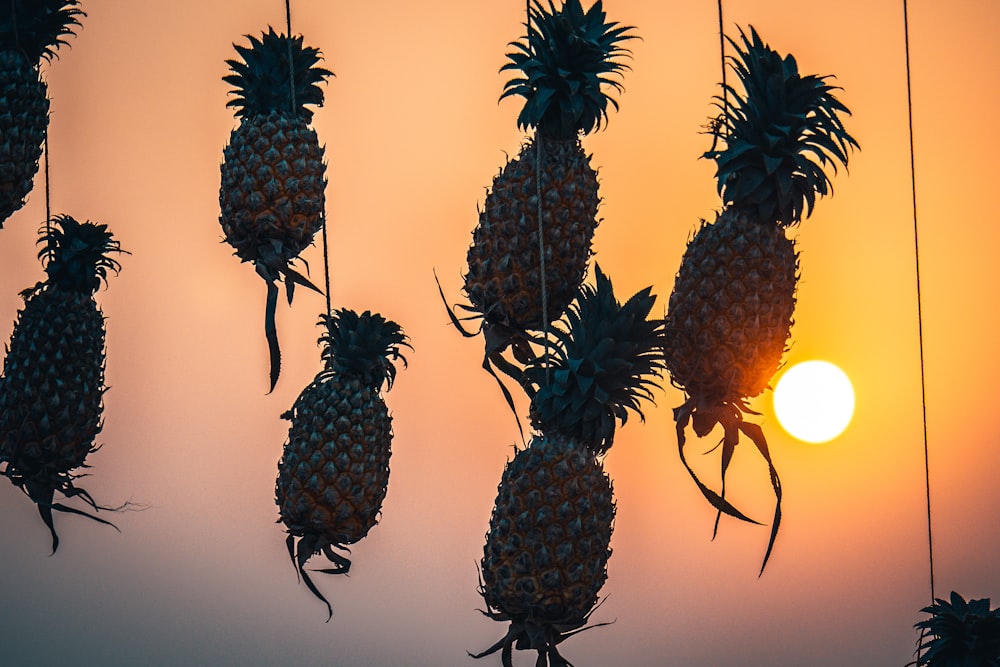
[0, 215, 126, 551]
[276, 308, 409, 619]
[664, 26, 859, 570]
[452, 0, 635, 382]
[219, 27, 332, 391]
[912, 592, 1000, 666]
[473, 266, 666, 666]
[0, 0, 82, 226]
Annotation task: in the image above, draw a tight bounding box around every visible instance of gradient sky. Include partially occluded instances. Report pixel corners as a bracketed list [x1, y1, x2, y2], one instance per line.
[1, 1, 998, 665]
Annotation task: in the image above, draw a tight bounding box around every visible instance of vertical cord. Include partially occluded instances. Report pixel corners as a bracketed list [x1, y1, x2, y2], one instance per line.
[717, 0, 727, 126]
[43, 127, 51, 231]
[903, 0, 935, 605]
[285, 0, 331, 315]
[526, 0, 550, 381]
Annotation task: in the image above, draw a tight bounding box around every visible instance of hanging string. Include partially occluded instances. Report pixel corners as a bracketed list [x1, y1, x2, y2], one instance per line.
[717, 0, 727, 129]
[43, 127, 51, 232]
[285, 0, 332, 315]
[526, 0, 550, 382]
[903, 0, 935, 605]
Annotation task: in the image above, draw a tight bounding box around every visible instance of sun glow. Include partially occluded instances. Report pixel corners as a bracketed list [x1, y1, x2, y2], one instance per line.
[773, 360, 855, 443]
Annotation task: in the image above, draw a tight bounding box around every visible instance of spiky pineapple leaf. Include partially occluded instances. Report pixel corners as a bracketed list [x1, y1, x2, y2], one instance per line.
[705, 25, 859, 227]
[225, 27, 333, 121]
[500, 0, 636, 141]
[0, 0, 83, 61]
[319, 309, 411, 392]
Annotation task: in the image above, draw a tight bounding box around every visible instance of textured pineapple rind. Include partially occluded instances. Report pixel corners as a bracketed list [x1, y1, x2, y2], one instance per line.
[219, 111, 326, 268]
[275, 374, 392, 546]
[464, 136, 599, 331]
[665, 209, 798, 404]
[0, 287, 105, 480]
[0, 51, 49, 224]
[481, 436, 614, 625]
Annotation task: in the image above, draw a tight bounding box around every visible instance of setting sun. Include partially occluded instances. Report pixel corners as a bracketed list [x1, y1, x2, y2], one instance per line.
[773, 360, 855, 443]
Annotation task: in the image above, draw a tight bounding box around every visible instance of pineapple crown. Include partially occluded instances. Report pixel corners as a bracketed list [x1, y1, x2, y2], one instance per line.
[225, 27, 333, 122]
[38, 214, 124, 294]
[913, 591, 1000, 666]
[501, 0, 636, 141]
[704, 26, 859, 227]
[0, 0, 82, 61]
[318, 308, 410, 392]
[523, 264, 667, 456]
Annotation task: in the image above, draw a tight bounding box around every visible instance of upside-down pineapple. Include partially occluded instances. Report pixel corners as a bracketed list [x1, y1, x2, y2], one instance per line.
[219, 27, 332, 391]
[0, 0, 82, 226]
[276, 309, 409, 620]
[665, 26, 858, 570]
[0, 215, 126, 551]
[474, 266, 666, 666]
[456, 0, 635, 374]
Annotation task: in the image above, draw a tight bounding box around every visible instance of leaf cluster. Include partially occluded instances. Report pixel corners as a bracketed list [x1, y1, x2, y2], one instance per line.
[38, 214, 125, 294]
[523, 264, 667, 455]
[704, 26, 859, 227]
[225, 27, 333, 121]
[319, 308, 411, 392]
[0, 0, 83, 61]
[501, 0, 636, 141]
[912, 592, 1000, 667]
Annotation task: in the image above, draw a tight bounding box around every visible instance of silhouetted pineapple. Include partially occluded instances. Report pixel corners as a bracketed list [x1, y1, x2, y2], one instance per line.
[276, 309, 409, 619]
[474, 266, 666, 666]
[455, 0, 635, 378]
[0, 0, 82, 226]
[219, 27, 332, 391]
[664, 26, 858, 570]
[912, 592, 1000, 667]
[0, 215, 125, 550]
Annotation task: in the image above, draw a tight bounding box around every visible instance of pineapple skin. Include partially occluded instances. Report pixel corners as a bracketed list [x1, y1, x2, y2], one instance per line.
[481, 436, 613, 626]
[0, 285, 105, 483]
[0, 51, 49, 226]
[276, 373, 392, 546]
[219, 110, 326, 269]
[665, 209, 798, 405]
[464, 136, 599, 331]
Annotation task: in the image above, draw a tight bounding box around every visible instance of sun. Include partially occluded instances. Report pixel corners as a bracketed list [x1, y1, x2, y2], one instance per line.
[772, 360, 855, 443]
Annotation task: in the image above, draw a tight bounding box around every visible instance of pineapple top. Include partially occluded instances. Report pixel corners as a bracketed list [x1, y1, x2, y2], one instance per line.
[319, 309, 410, 392]
[914, 592, 1000, 666]
[38, 215, 124, 295]
[225, 27, 333, 122]
[523, 265, 666, 456]
[0, 0, 82, 61]
[705, 26, 859, 227]
[501, 0, 635, 142]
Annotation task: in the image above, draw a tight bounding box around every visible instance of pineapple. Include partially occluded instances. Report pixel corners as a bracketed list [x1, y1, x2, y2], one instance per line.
[456, 0, 635, 373]
[474, 266, 666, 666]
[275, 308, 409, 619]
[664, 26, 858, 570]
[0, 0, 82, 226]
[0, 215, 125, 551]
[219, 27, 332, 391]
[912, 592, 1000, 666]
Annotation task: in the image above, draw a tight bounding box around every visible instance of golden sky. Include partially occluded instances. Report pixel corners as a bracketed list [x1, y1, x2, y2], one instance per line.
[1, 1, 998, 665]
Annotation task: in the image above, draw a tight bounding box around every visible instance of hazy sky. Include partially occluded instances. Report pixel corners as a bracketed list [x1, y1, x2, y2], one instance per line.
[1, 1, 998, 665]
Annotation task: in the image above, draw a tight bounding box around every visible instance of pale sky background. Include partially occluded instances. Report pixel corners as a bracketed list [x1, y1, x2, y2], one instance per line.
[1, 1, 999, 665]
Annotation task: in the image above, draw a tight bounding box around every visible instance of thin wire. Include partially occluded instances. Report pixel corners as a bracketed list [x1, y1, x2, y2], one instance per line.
[903, 0, 935, 604]
[44, 126, 51, 230]
[285, 0, 331, 315]
[526, 0, 550, 382]
[717, 0, 727, 126]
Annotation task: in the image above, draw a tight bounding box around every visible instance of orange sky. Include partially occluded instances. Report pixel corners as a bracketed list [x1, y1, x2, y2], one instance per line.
[1, 1, 998, 665]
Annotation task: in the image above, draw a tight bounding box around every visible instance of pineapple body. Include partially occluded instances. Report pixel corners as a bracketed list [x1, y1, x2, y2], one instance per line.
[0, 51, 48, 225]
[276, 373, 392, 547]
[481, 436, 613, 627]
[0, 284, 105, 485]
[464, 136, 598, 332]
[665, 209, 797, 406]
[219, 111, 326, 270]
